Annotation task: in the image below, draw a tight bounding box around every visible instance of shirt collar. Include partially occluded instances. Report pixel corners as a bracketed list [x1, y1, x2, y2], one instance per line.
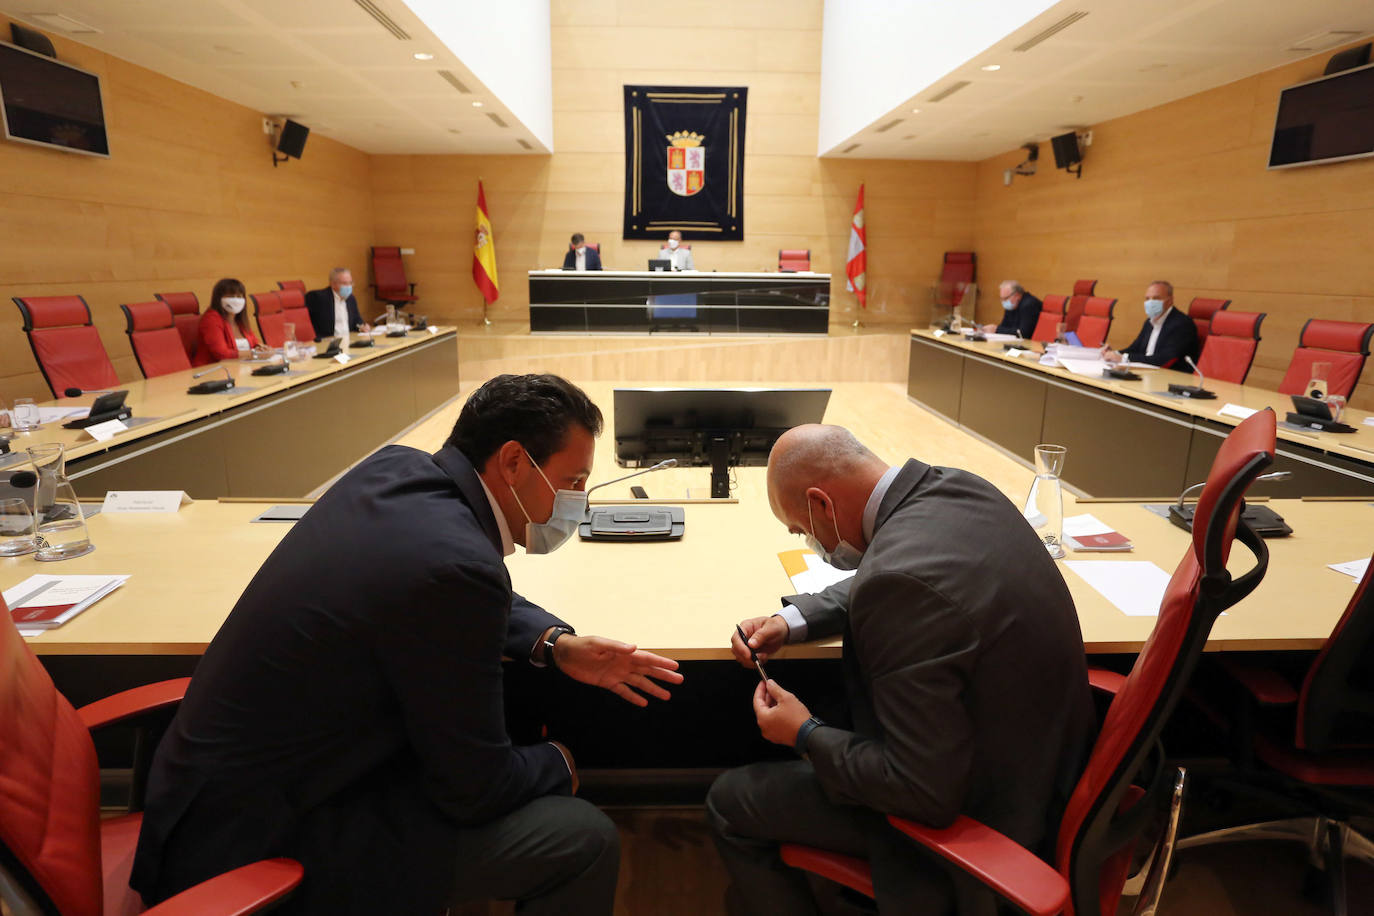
[332, 288, 345, 304]
[477, 475, 515, 557]
[862, 465, 902, 543]
[1151, 305, 1173, 327]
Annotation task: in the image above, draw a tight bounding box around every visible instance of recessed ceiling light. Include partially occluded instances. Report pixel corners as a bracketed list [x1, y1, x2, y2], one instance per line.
[471, 101, 484, 107]
[412, 52, 434, 61]
[981, 64, 1001, 71]
[910, 108, 921, 114]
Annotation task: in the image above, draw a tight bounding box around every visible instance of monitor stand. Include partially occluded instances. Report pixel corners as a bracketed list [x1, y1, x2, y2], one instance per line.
[708, 435, 732, 499]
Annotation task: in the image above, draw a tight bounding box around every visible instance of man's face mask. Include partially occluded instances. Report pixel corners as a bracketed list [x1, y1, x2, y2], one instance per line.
[806, 495, 863, 571]
[508, 447, 586, 554]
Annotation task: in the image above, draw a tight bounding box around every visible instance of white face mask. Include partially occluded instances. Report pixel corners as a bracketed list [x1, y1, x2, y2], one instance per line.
[508, 447, 586, 554]
[575, 246, 586, 254]
[667, 238, 679, 250]
[1001, 298, 1015, 311]
[1144, 298, 1166, 320]
[806, 497, 863, 571]
[221, 296, 246, 315]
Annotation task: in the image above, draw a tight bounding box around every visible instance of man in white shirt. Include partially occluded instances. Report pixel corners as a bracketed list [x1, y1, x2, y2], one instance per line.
[659, 231, 695, 271]
[305, 267, 364, 342]
[1102, 280, 1199, 369]
[561, 234, 603, 271]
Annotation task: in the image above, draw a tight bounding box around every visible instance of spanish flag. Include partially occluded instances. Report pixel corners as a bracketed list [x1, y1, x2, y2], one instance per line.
[472, 181, 499, 305]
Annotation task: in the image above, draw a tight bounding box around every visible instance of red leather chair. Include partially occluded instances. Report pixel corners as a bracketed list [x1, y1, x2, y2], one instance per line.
[781, 410, 1279, 916]
[121, 301, 192, 379]
[13, 296, 120, 398]
[1196, 310, 1265, 385]
[1277, 319, 1374, 400]
[1065, 279, 1096, 333]
[370, 246, 417, 307]
[1187, 297, 1231, 343]
[778, 249, 811, 272]
[152, 293, 200, 363]
[1075, 297, 1117, 348]
[275, 289, 315, 343]
[1031, 294, 1070, 342]
[932, 252, 977, 319]
[0, 595, 303, 915]
[587, 242, 600, 253]
[250, 292, 286, 349]
[276, 280, 306, 293]
[1180, 551, 1374, 912]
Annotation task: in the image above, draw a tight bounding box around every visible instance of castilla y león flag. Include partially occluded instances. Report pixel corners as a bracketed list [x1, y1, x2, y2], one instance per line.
[846, 184, 867, 308]
[473, 181, 499, 305]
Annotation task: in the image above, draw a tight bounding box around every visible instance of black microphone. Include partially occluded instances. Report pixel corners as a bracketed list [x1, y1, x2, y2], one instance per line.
[64, 387, 119, 398]
[584, 459, 678, 499]
[188, 366, 234, 394]
[8, 470, 36, 489]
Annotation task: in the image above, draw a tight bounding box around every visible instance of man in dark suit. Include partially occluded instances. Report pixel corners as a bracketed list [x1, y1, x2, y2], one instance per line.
[561, 233, 603, 270]
[304, 267, 364, 341]
[709, 425, 1093, 914]
[1104, 280, 1199, 369]
[130, 374, 683, 915]
[981, 280, 1042, 339]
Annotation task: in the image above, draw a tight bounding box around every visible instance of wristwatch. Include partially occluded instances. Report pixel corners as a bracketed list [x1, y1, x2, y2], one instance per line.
[541, 626, 574, 670]
[794, 716, 825, 757]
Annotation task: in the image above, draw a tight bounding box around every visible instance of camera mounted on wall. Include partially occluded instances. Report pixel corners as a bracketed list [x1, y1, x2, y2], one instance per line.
[1002, 142, 1039, 186]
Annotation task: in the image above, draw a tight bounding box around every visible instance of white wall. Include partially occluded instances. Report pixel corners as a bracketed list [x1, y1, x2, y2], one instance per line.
[403, 0, 555, 150]
[818, 0, 1058, 155]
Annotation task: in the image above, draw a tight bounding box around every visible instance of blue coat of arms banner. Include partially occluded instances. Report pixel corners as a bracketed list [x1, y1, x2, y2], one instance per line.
[623, 85, 747, 241]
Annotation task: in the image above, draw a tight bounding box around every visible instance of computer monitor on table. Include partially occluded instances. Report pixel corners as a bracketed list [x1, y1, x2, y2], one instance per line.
[613, 387, 832, 499]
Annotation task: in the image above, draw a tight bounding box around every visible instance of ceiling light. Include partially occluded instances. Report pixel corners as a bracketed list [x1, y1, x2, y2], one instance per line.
[981, 64, 1001, 71]
[412, 52, 434, 61]
[910, 108, 921, 114]
[471, 101, 483, 107]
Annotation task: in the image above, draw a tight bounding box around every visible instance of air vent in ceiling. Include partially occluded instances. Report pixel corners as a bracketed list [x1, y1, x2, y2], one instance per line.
[437, 70, 471, 93]
[1286, 29, 1365, 51]
[27, 13, 100, 34]
[486, 112, 508, 128]
[874, 119, 903, 133]
[1013, 11, 1088, 52]
[841, 143, 861, 154]
[352, 0, 410, 40]
[517, 139, 533, 150]
[927, 81, 970, 102]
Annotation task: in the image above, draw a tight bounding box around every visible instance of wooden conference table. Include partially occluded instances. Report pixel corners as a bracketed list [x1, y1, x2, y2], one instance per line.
[908, 329, 1374, 498]
[0, 328, 458, 500]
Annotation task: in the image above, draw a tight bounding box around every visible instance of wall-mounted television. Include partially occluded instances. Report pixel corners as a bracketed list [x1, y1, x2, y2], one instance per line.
[0, 40, 108, 157]
[1268, 60, 1374, 170]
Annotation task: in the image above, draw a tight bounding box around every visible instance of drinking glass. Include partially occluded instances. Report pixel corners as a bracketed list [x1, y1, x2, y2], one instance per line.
[283, 323, 298, 361]
[1023, 444, 1067, 559]
[0, 497, 37, 556]
[26, 443, 94, 561]
[12, 397, 39, 431]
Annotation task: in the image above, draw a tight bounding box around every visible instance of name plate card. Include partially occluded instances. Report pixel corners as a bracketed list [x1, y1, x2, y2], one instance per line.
[102, 490, 192, 513]
[82, 418, 128, 442]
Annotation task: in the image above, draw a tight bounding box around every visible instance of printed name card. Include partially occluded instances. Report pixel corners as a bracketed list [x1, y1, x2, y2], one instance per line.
[1218, 403, 1259, 421]
[102, 490, 191, 513]
[82, 418, 128, 442]
[427, 325, 438, 335]
[334, 352, 352, 364]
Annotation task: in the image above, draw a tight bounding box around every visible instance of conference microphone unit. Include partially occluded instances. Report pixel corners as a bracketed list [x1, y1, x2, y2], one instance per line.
[64, 387, 120, 398]
[188, 366, 235, 394]
[580, 459, 683, 542]
[1167, 470, 1294, 537]
[583, 458, 678, 500]
[1166, 357, 1216, 400]
[62, 390, 132, 429]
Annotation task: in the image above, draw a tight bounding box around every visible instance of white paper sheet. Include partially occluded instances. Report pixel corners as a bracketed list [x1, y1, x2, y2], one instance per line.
[788, 552, 857, 595]
[1064, 561, 1171, 617]
[1063, 514, 1114, 537]
[1364, 417, 1374, 428]
[1057, 358, 1112, 378]
[1218, 403, 1259, 421]
[983, 332, 1019, 342]
[1329, 558, 1370, 582]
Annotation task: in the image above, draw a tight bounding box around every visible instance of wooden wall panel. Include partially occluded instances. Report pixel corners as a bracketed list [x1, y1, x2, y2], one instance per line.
[370, 0, 977, 331]
[0, 22, 376, 405]
[971, 43, 1374, 409]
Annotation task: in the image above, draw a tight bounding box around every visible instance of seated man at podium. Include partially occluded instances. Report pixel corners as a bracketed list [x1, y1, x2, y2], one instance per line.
[561, 233, 603, 270]
[1103, 280, 1198, 369]
[980, 280, 1041, 338]
[659, 230, 695, 271]
[710, 424, 1092, 913]
[305, 267, 364, 342]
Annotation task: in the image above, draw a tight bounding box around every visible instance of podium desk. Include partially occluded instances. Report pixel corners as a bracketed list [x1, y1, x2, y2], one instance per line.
[908, 330, 1374, 498]
[0, 329, 458, 500]
[528, 270, 830, 334]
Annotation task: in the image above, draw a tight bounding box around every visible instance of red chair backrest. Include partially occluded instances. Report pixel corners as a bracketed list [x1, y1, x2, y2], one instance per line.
[12, 296, 120, 398]
[154, 292, 201, 361]
[1056, 410, 1276, 915]
[1187, 297, 1230, 342]
[940, 252, 976, 284]
[1075, 297, 1117, 348]
[1064, 280, 1095, 333]
[1297, 553, 1374, 752]
[1277, 319, 1374, 399]
[276, 289, 315, 342]
[122, 301, 192, 379]
[251, 291, 285, 348]
[277, 280, 306, 292]
[1196, 310, 1264, 385]
[372, 247, 411, 296]
[0, 595, 104, 916]
[778, 249, 811, 272]
[1031, 294, 1069, 342]
[587, 242, 600, 253]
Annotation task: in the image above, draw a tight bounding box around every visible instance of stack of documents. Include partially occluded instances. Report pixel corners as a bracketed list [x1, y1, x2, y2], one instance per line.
[5, 574, 129, 634]
[778, 548, 856, 594]
[1063, 514, 1133, 552]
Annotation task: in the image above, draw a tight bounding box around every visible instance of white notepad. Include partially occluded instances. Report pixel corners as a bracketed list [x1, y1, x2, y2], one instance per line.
[1065, 561, 1170, 617]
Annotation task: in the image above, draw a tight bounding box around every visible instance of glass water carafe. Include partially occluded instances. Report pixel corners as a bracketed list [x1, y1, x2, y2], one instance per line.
[1022, 444, 1067, 560]
[26, 443, 94, 561]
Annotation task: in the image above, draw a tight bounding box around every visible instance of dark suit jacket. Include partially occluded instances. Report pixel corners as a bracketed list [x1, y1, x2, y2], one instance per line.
[130, 445, 571, 915]
[304, 287, 363, 341]
[785, 460, 1094, 912]
[561, 247, 603, 270]
[1121, 307, 1198, 368]
[994, 291, 1042, 339]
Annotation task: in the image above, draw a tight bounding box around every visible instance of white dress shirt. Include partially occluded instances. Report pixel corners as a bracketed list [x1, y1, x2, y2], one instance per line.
[661, 245, 695, 271]
[478, 476, 515, 558]
[1143, 306, 1174, 357]
[332, 290, 350, 342]
[575, 247, 586, 270]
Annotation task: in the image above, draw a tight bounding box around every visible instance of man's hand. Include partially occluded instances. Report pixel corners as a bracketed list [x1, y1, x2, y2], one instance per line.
[731, 615, 789, 668]
[980, 323, 997, 334]
[1102, 348, 1122, 364]
[554, 635, 683, 707]
[753, 679, 812, 747]
[549, 739, 578, 795]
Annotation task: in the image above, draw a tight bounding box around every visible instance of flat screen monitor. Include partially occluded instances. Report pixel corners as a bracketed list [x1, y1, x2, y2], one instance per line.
[647, 259, 671, 271]
[614, 387, 832, 498]
[0, 40, 108, 157]
[1268, 61, 1374, 169]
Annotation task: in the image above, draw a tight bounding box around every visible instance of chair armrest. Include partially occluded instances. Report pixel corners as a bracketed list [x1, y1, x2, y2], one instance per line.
[886, 815, 1068, 916]
[76, 677, 191, 731]
[779, 845, 873, 898]
[1218, 658, 1298, 706]
[1088, 667, 1126, 696]
[143, 858, 303, 916]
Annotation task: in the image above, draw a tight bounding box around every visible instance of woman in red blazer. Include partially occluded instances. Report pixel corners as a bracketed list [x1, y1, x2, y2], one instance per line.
[194, 278, 265, 366]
